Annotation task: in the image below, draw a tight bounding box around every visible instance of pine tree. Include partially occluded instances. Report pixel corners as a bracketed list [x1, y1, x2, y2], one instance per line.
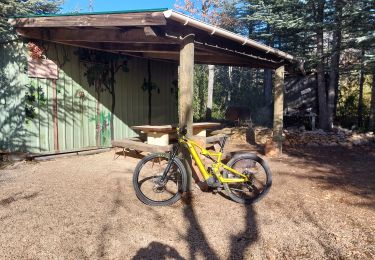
[327, 0, 343, 129]
[237, 0, 374, 130]
[1, 0, 61, 42]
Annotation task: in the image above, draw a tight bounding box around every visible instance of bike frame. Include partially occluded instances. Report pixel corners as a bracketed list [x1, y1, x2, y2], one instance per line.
[178, 137, 249, 183]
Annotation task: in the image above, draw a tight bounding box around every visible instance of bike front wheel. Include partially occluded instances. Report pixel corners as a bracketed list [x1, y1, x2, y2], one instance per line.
[133, 153, 187, 206]
[223, 153, 272, 204]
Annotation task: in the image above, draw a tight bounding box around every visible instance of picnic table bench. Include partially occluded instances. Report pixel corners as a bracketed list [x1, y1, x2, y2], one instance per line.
[111, 122, 221, 157]
[131, 122, 220, 146]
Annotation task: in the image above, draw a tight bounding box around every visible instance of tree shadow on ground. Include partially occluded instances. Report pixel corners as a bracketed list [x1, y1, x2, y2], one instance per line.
[181, 194, 258, 260]
[112, 149, 145, 160]
[228, 205, 258, 259]
[132, 241, 184, 260]
[283, 145, 375, 208]
[182, 197, 220, 260]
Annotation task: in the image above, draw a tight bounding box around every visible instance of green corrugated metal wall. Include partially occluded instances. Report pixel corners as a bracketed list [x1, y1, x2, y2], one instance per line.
[0, 41, 178, 153]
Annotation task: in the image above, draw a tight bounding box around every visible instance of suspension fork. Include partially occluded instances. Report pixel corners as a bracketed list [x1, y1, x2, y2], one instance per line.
[159, 143, 180, 183]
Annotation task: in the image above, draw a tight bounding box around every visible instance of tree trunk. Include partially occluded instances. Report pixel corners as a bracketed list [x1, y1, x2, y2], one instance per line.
[273, 65, 285, 155]
[358, 50, 365, 127]
[315, 0, 329, 130]
[328, 0, 343, 129]
[228, 66, 233, 103]
[369, 68, 375, 130]
[264, 23, 273, 106]
[264, 69, 273, 105]
[206, 65, 215, 121]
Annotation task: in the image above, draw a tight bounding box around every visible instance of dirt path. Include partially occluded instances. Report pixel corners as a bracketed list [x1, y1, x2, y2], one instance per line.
[0, 145, 374, 259]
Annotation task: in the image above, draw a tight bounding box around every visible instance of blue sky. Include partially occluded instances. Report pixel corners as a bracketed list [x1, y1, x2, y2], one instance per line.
[61, 0, 177, 13]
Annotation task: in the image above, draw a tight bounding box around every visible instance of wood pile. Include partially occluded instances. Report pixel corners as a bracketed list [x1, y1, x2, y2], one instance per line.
[284, 128, 375, 147]
[212, 126, 375, 147]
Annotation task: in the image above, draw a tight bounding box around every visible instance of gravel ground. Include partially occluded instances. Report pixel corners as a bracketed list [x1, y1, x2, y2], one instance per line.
[0, 143, 374, 259]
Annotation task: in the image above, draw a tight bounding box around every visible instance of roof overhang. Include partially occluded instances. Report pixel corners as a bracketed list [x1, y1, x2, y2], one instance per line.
[9, 9, 300, 69]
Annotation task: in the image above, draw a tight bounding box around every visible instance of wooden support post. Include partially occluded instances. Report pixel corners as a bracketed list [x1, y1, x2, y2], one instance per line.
[179, 34, 194, 135]
[52, 79, 59, 151]
[179, 34, 194, 191]
[273, 65, 284, 155]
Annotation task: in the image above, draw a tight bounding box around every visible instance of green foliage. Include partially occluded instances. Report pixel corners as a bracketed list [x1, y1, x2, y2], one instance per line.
[215, 66, 265, 119]
[337, 73, 372, 127]
[0, 0, 62, 42]
[193, 65, 208, 120]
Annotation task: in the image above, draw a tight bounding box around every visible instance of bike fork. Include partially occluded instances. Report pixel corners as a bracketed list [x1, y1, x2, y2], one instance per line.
[159, 143, 180, 183]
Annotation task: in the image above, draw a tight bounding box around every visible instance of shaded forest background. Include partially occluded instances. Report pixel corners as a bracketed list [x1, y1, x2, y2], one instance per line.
[177, 0, 375, 131]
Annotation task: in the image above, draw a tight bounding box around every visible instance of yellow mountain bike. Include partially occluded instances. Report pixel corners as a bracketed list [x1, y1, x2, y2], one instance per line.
[133, 127, 272, 206]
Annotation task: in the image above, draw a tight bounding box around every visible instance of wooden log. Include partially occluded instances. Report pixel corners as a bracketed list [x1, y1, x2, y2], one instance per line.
[273, 65, 285, 155]
[178, 34, 194, 136]
[179, 34, 195, 191]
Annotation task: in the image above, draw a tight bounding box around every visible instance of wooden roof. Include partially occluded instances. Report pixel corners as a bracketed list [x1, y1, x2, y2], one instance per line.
[9, 9, 298, 69]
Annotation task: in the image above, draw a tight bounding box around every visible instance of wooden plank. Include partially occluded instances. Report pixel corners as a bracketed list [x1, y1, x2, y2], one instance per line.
[131, 125, 175, 133]
[131, 123, 219, 133]
[16, 27, 176, 44]
[9, 12, 167, 27]
[192, 122, 220, 130]
[111, 139, 172, 153]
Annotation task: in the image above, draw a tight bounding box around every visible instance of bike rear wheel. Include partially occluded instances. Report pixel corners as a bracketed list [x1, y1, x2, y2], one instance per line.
[223, 153, 272, 204]
[133, 153, 187, 206]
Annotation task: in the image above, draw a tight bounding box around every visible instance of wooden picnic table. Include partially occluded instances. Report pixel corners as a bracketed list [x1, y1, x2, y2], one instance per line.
[131, 122, 220, 146]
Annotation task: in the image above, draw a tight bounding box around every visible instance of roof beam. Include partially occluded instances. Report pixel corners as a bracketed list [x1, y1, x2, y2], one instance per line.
[9, 12, 166, 27]
[164, 20, 281, 62]
[16, 27, 177, 44]
[140, 52, 279, 68]
[194, 42, 282, 65]
[57, 41, 181, 53]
